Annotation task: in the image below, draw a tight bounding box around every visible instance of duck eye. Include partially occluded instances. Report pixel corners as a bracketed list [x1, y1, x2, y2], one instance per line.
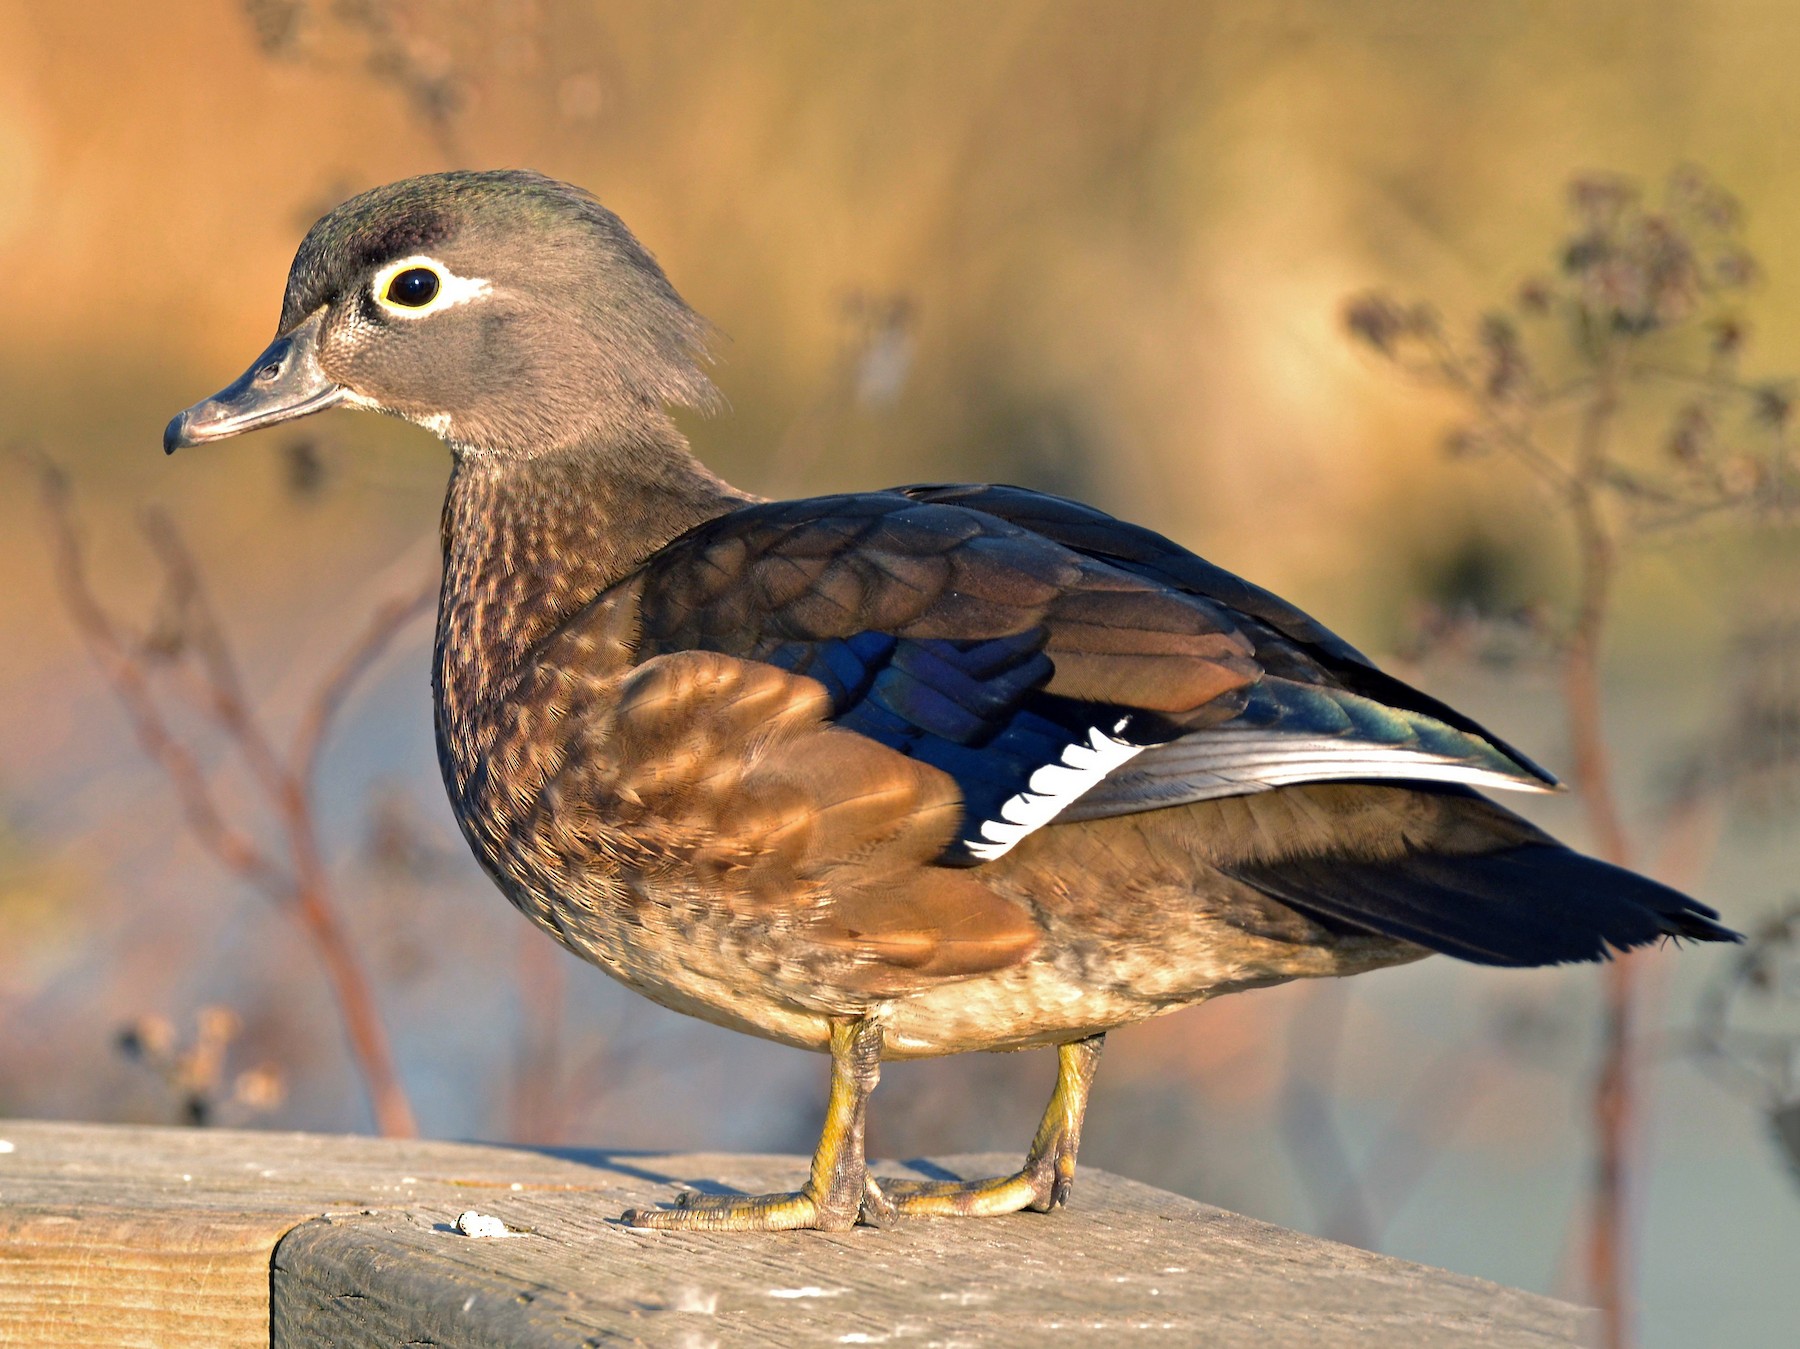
[371, 256, 489, 317]
[384, 267, 440, 308]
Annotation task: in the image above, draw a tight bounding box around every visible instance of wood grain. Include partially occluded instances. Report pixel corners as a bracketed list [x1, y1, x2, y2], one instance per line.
[0, 1120, 1593, 1348]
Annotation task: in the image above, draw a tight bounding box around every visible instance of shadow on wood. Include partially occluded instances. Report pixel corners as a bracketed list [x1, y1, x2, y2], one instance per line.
[0, 1119, 1591, 1346]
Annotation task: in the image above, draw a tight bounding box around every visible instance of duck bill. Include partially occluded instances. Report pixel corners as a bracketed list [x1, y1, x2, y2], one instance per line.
[163, 311, 348, 453]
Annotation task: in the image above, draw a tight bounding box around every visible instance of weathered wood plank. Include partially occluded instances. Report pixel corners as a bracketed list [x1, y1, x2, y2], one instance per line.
[270, 1153, 1592, 1348]
[0, 1208, 280, 1348]
[0, 1119, 626, 1348]
[0, 1120, 1593, 1348]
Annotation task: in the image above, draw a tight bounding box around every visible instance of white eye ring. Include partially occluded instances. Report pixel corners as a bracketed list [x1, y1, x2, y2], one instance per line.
[370, 255, 493, 319]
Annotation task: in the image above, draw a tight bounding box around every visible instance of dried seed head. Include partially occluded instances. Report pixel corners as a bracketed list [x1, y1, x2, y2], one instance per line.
[1665, 404, 1712, 467]
[1516, 276, 1555, 315]
[1569, 174, 1639, 226]
[233, 1065, 288, 1112]
[1342, 293, 1409, 354]
[1752, 383, 1794, 430]
[1478, 314, 1529, 400]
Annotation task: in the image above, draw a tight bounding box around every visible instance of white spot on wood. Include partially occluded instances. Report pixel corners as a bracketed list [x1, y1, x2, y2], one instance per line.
[454, 1210, 511, 1238]
[0, 1139, 14, 1154]
[768, 1285, 847, 1299]
[938, 1289, 991, 1305]
[966, 721, 1143, 860]
[669, 1286, 719, 1314]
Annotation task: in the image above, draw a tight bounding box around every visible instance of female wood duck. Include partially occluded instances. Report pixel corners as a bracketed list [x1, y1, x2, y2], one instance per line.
[166, 170, 1737, 1232]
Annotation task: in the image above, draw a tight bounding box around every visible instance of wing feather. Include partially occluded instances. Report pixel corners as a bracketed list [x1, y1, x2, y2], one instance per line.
[540, 648, 1041, 997]
[627, 489, 1558, 866]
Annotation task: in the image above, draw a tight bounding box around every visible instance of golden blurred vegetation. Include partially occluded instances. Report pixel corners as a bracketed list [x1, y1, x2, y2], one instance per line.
[0, 4, 1796, 1345]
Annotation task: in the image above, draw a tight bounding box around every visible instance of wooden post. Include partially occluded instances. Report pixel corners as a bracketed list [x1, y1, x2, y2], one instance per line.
[0, 1119, 1591, 1347]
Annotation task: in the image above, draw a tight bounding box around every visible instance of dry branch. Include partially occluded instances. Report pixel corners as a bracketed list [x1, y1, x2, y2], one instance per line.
[1344, 166, 1795, 1349]
[39, 462, 430, 1139]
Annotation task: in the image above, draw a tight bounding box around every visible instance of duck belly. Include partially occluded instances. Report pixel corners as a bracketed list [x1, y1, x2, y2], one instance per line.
[492, 850, 1418, 1059]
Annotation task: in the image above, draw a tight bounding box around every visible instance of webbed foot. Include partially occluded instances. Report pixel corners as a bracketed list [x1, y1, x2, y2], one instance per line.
[877, 1033, 1104, 1218]
[624, 1186, 851, 1232]
[622, 1017, 885, 1232]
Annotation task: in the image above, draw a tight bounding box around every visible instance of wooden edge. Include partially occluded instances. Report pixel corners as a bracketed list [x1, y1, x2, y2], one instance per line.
[270, 1155, 1596, 1349]
[0, 1205, 301, 1347]
[0, 1123, 1594, 1349]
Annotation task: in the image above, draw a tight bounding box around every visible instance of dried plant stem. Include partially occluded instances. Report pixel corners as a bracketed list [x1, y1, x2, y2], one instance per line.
[509, 925, 568, 1145]
[1563, 358, 1639, 1349]
[285, 867, 417, 1138]
[40, 465, 424, 1138]
[1345, 168, 1788, 1347]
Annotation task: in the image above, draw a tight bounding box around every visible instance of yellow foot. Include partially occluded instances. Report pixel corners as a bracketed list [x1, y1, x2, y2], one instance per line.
[623, 1188, 838, 1232]
[876, 1150, 1075, 1218]
[623, 1178, 893, 1232]
[874, 1034, 1102, 1219]
[625, 1018, 890, 1232]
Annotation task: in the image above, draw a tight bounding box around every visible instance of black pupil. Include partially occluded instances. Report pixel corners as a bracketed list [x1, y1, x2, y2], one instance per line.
[388, 268, 439, 307]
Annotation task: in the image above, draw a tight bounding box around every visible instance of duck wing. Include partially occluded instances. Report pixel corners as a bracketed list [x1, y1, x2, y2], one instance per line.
[888, 485, 1734, 962]
[895, 483, 1559, 821]
[626, 491, 1550, 863]
[557, 489, 1732, 973]
[519, 633, 1043, 996]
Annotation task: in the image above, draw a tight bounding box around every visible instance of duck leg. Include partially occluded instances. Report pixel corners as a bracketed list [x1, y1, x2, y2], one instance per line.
[623, 1015, 885, 1231]
[878, 1033, 1106, 1217]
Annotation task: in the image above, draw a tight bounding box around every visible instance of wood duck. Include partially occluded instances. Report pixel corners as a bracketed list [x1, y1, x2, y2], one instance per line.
[166, 170, 1738, 1232]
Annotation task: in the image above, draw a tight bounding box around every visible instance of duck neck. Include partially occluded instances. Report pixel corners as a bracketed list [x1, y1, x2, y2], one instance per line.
[435, 430, 749, 710]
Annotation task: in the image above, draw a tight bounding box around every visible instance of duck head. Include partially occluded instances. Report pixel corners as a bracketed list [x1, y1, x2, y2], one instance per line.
[165, 170, 717, 457]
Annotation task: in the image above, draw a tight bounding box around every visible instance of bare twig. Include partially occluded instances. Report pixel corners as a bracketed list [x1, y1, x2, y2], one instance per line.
[238, 0, 473, 163]
[1328, 1038, 1484, 1244]
[41, 470, 287, 899]
[1345, 166, 1794, 1348]
[139, 510, 297, 820]
[292, 580, 438, 791]
[508, 925, 568, 1146]
[40, 463, 426, 1138]
[1560, 348, 1641, 1349]
[502, 927, 660, 1146]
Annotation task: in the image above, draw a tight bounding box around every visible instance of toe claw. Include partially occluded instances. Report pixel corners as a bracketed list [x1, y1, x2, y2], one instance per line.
[872, 1176, 927, 1201]
[858, 1176, 899, 1228]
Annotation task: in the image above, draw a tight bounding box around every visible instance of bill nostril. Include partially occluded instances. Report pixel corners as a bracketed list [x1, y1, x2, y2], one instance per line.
[255, 360, 282, 383]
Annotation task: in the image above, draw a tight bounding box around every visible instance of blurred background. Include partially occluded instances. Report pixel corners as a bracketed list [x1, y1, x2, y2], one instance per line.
[0, 3, 1796, 1345]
